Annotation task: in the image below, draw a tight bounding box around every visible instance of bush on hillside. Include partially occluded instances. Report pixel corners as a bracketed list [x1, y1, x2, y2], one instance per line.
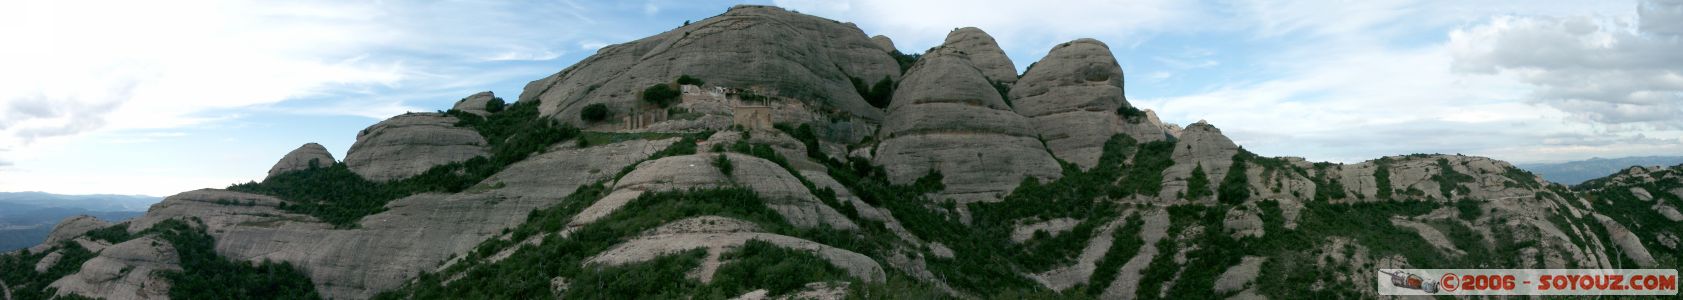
[641, 83, 680, 108]
[581, 103, 610, 122]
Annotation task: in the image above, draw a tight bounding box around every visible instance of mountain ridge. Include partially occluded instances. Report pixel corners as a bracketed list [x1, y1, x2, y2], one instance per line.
[2, 5, 1676, 300]
[1518, 156, 1683, 186]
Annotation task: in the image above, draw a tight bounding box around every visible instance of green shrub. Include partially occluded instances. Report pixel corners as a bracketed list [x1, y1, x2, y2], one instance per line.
[1218, 153, 1252, 204]
[641, 83, 680, 108]
[1117, 105, 1148, 122]
[581, 103, 610, 122]
[851, 76, 897, 109]
[714, 154, 734, 176]
[889, 50, 921, 74]
[563, 249, 705, 299]
[699, 240, 851, 297]
[1119, 140, 1177, 196]
[1085, 216, 1146, 296]
[1309, 164, 1348, 201]
[151, 219, 321, 300]
[1374, 157, 1393, 200]
[1434, 158, 1475, 199]
[1456, 200, 1482, 221]
[0, 241, 98, 300]
[676, 74, 705, 86]
[83, 223, 136, 244]
[484, 97, 506, 113]
[1186, 164, 1212, 199]
[868, 76, 894, 108]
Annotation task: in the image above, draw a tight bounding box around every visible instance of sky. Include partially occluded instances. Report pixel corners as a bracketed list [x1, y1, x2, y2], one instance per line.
[1, 0, 1680, 197]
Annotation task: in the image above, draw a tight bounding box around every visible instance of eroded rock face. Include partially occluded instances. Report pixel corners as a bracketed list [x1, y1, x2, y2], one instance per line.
[29, 215, 109, 253]
[343, 113, 488, 182]
[1213, 256, 1268, 294]
[942, 27, 1017, 85]
[1390, 218, 1465, 256]
[874, 46, 1062, 203]
[1031, 212, 1131, 291]
[49, 236, 180, 300]
[574, 153, 857, 230]
[451, 91, 498, 116]
[1012, 38, 1162, 169]
[124, 139, 673, 299]
[266, 143, 336, 179]
[1630, 187, 1653, 201]
[1592, 214, 1656, 267]
[1101, 209, 1172, 299]
[1328, 155, 1540, 202]
[1160, 121, 1240, 201]
[1225, 205, 1265, 238]
[1011, 218, 1080, 243]
[870, 35, 896, 53]
[523, 5, 900, 124]
[587, 216, 884, 283]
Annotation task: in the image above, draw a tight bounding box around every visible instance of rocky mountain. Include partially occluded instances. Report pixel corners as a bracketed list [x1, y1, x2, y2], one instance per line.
[3, 5, 1676, 300]
[1519, 156, 1683, 186]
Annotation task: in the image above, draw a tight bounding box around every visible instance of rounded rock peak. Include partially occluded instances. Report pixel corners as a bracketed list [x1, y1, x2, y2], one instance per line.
[871, 35, 896, 52]
[451, 91, 498, 116]
[946, 27, 992, 39]
[1185, 120, 1228, 136]
[267, 142, 337, 178]
[940, 27, 1018, 84]
[1058, 38, 1110, 49]
[726, 4, 791, 15]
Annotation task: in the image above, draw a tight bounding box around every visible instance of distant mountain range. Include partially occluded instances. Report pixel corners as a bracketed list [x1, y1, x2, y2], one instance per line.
[0, 192, 159, 251]
[1517, 156, 1683, 186]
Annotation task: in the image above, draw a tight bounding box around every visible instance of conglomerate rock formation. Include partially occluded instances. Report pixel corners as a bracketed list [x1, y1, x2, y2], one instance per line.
[5, 4, 1676, 300]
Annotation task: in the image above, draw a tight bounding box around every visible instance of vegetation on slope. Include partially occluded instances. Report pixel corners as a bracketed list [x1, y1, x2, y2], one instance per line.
[1217, 152, 1253, 204]
[150, 219, 320, 300]
[377, 186, 894, 299]
[1079, 215, 1146, 296]
[1185, 164, 1212, 200]
[0, 219, 318, 300]
[1576, 166, 1683, 268]
[1374, 157, 1394, 200]
[1434, 158, 1476, 199]
[229, 98, 580, 227]
[0, 241, 96, 300]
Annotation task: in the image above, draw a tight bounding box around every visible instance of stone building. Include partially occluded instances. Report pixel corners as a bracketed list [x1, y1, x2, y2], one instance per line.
[732, 105, 772, 130]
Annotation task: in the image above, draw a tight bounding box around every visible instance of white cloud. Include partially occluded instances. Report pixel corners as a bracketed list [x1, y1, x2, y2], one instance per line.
[773, 0, 1209, 57]
[1136, 0, 1681, 164]
[0, 0, 408, 148]
[0, 0, 620, 195]
[1448, 1, 1683, 129]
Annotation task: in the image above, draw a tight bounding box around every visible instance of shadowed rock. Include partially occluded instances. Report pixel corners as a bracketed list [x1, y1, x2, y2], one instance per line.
[1012, 38, 1164, 169]
[875, 46, 1061, 204]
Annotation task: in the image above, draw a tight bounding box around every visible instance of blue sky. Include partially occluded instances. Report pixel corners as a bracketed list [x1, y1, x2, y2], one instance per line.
[2, 0, 1680, 196]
